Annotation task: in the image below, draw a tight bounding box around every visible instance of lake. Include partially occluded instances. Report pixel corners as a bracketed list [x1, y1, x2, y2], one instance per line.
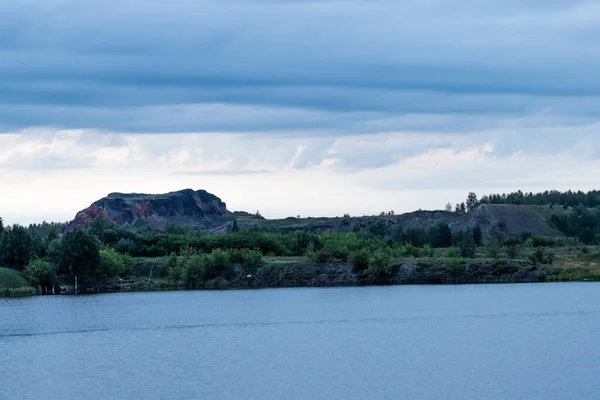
[1, 283, 599, 400]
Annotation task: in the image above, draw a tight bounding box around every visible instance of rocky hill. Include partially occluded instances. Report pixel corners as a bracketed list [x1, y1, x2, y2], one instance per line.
[64, 189, 232, 231]
[222, 204, 566, 239]
[64, 189, 567, 238]
[450, 204, 566, 238]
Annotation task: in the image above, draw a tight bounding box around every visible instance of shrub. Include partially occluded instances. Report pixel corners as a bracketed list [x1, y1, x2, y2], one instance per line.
[314, 249, 333, 264]
[184, 255, 205, 288]
[445, 247, 459, 258]
[23, 259, 53, 293]
[114, 238, 138, 255]
[403, 244, 422, 258]
[98, 248, 127, 278]
[168, 263, 184, 283]
[329, 245, 350, 262]
[421, 245, 434, 258]
[458, 235, 476, 258]
[366, 252, 392, 283]
[349, 250, 370, 273]
[241, 249, 263, 272]
[487, 241, 500, 259]
[529, 247, 554, 265]
[506, 244, 520, 259]
[205, 249, 233, 280]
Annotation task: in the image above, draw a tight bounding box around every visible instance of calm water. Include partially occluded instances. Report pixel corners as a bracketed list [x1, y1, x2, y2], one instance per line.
[1, 283, 599, 400]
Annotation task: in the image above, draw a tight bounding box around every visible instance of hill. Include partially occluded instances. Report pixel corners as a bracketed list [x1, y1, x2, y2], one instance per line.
[218, 204, 567, 239]
[0, 267, 29, 289]
[63, 189, 569, 239]
[64, 189, 232, 232]
[0, 267, 35, 296]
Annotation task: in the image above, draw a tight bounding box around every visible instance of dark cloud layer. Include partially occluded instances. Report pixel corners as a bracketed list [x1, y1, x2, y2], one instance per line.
[2, 0, 600, 134]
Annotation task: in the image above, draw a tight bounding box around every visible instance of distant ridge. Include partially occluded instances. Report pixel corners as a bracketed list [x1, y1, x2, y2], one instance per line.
[64, 189, 568, 239]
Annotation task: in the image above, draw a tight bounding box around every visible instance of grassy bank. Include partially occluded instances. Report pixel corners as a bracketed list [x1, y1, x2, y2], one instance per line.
[119, 245, 600, 292]
[0, 267, 35, 297]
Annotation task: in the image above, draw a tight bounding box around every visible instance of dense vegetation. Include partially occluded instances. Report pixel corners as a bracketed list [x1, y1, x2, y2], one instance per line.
[1, 188, 600, 295]
[457, 190, 600, 244]
[472, 189, 600, 208]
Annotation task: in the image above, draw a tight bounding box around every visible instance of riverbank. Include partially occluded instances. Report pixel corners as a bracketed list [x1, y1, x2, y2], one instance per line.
[5, 245, 600, 296]
[64, 255, 597, 294]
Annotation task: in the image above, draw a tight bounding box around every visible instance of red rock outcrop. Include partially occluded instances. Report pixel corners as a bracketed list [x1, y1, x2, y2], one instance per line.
[64, 189, 232, 231]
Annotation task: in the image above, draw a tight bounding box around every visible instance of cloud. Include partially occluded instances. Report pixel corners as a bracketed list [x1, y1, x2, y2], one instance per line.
[2, 0, 600, 134]
[2, 0, 600, 224]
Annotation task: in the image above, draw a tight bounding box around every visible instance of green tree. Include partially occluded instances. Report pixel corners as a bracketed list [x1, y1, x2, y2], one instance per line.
[89, 213, 118, 243]
[204, 249, 233, 280]
[349, 250, 370, 273]
[230, 219, 240, 233]
[456, 232, 476, 258]
[466, 192, 478, 212]
[23, 259, 54, 295]
[167, 254, 183, 284]
[98, 248, 127, 278]
[241, 249, 263, 272]
[472, 226, 483, 246]
[0, 224, 34, 270]
[366, 251, 392, 284]
[60, 229, 101, 293]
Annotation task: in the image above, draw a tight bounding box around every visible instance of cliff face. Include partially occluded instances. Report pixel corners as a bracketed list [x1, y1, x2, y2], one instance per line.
[64, 189, 231, 231]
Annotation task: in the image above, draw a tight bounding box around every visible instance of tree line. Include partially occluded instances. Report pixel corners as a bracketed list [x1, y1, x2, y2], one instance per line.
[0, 213, 486, 293]
[466, 189, 600, 208]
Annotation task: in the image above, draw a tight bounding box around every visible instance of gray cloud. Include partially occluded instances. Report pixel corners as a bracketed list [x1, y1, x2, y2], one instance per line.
[2, 0, 600, 136]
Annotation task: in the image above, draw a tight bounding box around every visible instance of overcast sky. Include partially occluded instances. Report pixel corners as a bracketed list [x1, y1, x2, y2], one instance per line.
[2, 0, 600, 224]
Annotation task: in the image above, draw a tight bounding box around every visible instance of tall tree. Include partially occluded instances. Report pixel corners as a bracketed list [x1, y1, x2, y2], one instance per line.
[89, 213, 118, 243]
[59, 229, 101, 293]
[0, 224, 34, 270]
[466, 192, 478, 212]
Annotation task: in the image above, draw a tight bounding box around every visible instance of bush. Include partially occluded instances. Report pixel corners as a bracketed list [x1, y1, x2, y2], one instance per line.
[241, 249, 263, 272]
[459, 235, 476, 258]
[366, 252, 392, 283]
[421, 245, 434, 257]
[487, 241, 500, 259]
[526, 235, 560, 248]
[529, 247, 554, 265]
[167, 254, 183, 283]
[349, 250, 370, 273]
[506, 244, 520, 259]
[329, 245, 350, 262]
[445, 247, 459, 258]
[205, 249, 233, 280]
[402, 244, 422, 258]
[98, 248, 127, 278]
[114, 238, 138, 255]
[22, 259, 53, 293]
[314, 249, 333, 264]
[184, 255, 205, 288]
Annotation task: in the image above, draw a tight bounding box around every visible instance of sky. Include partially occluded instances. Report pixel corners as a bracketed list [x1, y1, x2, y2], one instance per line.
[2, 0, 600, 225]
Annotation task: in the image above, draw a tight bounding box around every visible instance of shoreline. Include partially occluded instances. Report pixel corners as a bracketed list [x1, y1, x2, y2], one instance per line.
[19, 258, 596, 296]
